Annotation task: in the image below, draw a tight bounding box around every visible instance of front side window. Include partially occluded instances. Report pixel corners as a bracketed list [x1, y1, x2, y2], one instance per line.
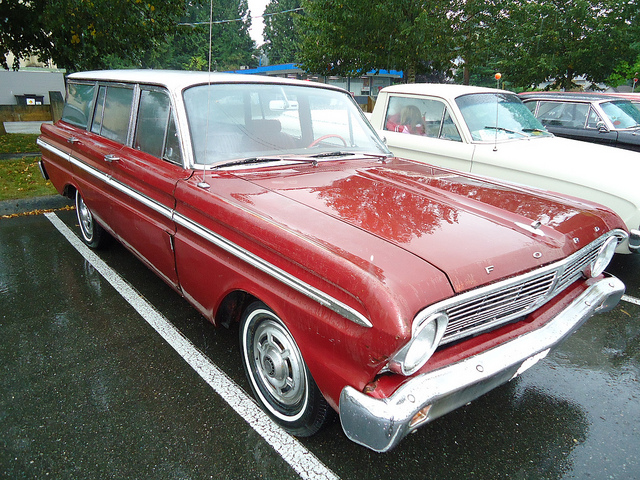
[384, 96, 461, 141]
[586, 106, 604, 129]
[62, 83, 96, 129]
[134, 88, 181, 164]
[91, 85, 134, 144]
[457, 93, 551, 141]
[535, 101, 590, 129]
[183, 83, 389, 166]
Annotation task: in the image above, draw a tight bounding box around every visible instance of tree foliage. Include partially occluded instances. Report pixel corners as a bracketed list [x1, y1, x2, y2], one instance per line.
[2, 0, 186, 72]
[0, 0, 47, 70]
[262, 0, 302, 64]
[293, 0, 639, 88]
[296, 0, 456, 81]
[3, 0, 639, 89]
[494, 0, 637, 90]
[176, 0, 256, 71]
[1, 0, 256, 72]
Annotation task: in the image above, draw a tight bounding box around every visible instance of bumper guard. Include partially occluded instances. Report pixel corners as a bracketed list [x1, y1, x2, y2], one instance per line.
[629, 228, 640, 252]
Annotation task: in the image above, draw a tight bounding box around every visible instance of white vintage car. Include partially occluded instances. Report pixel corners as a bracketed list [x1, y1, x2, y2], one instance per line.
[369, 84, 640, 254]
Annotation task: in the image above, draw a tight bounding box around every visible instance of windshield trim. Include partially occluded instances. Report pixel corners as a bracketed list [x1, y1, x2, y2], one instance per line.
[183, 82, 390, 169]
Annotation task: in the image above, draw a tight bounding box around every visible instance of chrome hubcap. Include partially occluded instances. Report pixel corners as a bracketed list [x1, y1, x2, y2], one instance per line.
[253, 319, 305, 406]
[77, 194, 93, 240]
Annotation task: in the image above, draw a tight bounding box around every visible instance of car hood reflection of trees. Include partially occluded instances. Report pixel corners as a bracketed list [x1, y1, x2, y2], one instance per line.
[232, 158, 620, 293]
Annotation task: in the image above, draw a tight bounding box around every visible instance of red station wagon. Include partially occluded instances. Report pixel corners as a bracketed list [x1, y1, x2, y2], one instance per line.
[38, 70, 628, 452]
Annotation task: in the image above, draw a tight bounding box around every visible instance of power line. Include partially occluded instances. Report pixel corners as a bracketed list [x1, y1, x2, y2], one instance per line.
[177, 7, 303, 28]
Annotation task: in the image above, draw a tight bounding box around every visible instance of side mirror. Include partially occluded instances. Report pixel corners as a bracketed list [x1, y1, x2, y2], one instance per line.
[596, 121, 610, 134]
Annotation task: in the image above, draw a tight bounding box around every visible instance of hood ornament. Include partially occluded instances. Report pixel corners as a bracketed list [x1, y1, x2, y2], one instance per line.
[515, 220, 545, 237]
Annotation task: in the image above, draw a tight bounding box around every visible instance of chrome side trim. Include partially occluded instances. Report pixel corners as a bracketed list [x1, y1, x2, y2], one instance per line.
[38, 138, 372, 328]
[339, 275, 625, 452]
[173, 212, 373, 328]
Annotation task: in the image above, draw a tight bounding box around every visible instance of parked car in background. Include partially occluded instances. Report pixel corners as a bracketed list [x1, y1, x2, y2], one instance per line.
[519, 91, 640, 152]
[601, 91, 640, 106]
[38, 71, 628, 452]
[369, 83, 640, 254]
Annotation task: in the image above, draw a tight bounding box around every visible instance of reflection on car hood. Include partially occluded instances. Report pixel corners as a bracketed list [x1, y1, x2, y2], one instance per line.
[232, 157, 619, 293]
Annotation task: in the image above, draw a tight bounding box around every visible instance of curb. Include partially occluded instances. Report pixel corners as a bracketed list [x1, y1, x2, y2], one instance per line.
[0, 195, 73, 216]
[0, 152, 41, 161]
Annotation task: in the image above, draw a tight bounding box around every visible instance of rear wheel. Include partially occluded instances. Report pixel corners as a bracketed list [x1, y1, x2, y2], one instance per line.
[240, 302, 333, 436]
[75, 190, 108, 249]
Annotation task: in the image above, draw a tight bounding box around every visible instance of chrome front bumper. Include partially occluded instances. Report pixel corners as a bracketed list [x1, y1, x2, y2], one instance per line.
[339, 275, 625, 452]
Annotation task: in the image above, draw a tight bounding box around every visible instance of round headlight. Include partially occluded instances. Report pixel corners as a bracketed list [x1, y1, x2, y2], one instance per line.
[393, 312, 449, 376]
[586, 236, 618, 278]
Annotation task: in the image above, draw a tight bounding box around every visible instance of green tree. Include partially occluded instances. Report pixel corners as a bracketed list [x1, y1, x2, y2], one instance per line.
[606, 56, 640, 89]
[606, 10, 640, 89]
[450, 0, 504, 85]
[5, 0, 186, 72]
[495, 0, 636, 90]
[169, 0, 257, 72]
[1, 0, 256, 72]
[262, 0, 302, 64]
[297, 0, 456, 82]
[1, 0, 47, 70]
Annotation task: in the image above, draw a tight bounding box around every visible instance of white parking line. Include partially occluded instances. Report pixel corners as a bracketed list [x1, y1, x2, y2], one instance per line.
[622, 294, 640, 306]
[45, 212, 340, 480]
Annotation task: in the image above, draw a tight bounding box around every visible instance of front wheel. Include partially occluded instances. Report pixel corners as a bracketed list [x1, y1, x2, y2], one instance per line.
[75, 190, 109, 249]
[240, 302, 333, 436]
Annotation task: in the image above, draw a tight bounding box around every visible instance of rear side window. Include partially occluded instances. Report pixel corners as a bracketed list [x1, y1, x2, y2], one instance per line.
[134, 88, 182, 164]
[62, 83, 96, 128]
[91, 85, 134, 144]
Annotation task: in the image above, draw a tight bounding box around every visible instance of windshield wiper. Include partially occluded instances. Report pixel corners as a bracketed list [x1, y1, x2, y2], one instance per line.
[214, 156, 318, 169]
[213, 157, 283, 168]
[309, 151, 356, 158]
[483, 126, 527, 137]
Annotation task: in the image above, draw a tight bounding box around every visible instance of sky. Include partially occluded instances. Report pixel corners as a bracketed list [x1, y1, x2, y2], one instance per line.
[247, 0, 271, 44]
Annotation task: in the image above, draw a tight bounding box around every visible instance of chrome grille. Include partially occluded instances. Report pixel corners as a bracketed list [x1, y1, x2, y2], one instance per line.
[437, 232, 620, 345]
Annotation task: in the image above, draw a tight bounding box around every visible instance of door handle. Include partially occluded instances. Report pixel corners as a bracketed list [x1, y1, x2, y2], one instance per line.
[104, 154, 120, 163]
[68, 136, 80, 145]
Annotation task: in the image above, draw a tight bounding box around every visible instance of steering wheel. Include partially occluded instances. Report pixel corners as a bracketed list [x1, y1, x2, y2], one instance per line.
[308, 134, 347, 148]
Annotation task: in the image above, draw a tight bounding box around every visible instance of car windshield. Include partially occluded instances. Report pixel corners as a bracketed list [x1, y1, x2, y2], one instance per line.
[183, 83, 390, 167]
[600, 100, 640, 129]
[456, 93, 552, 142]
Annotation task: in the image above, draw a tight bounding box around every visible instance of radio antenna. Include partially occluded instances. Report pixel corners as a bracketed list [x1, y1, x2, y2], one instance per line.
[493, 73, 502, 152]
[198, 0, 215, 190]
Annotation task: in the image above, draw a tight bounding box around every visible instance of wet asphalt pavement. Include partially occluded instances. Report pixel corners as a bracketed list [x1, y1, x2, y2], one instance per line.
[1, 208, 639, 479]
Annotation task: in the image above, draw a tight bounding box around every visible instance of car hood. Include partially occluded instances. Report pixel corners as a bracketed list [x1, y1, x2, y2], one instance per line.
[232, 157, 617, 293]
[473, 136, 640, 225]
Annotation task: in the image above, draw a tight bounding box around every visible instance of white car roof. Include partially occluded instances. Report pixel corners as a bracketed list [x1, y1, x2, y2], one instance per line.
[380, 83, 512, 99]
[66, 69, 343, 94]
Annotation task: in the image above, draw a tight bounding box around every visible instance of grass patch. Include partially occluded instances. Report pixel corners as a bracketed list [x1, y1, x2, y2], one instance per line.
[0, 157, 57, 201]
[0, 133, 40, 154]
